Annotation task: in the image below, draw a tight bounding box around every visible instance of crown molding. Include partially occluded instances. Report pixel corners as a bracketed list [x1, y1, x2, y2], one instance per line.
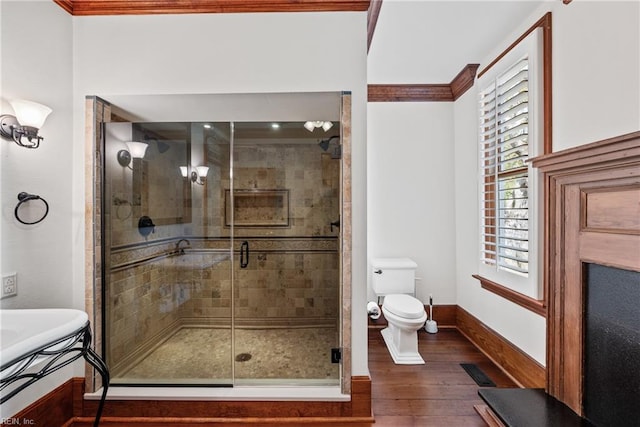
[53, 0, 371, 15]
[368, 84, 453, 102]
[450, 64, 480, 101]
[367, 0, 383, 53]
[368, 63, 480, 102]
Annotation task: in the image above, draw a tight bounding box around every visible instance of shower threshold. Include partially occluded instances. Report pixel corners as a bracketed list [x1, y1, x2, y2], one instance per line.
[84, 384, 348, 401]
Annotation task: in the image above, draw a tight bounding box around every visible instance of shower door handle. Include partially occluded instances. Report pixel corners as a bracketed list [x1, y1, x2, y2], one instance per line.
[240, 241, 249, 268]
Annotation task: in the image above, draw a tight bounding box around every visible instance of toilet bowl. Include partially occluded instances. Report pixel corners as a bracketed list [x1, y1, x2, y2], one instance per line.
[381, 294, 427, 364]
[371, 258, 427, 365]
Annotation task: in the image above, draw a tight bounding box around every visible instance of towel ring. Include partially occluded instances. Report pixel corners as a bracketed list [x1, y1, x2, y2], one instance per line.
[113, 197, 132, 220]
[14, 192, 49, 225]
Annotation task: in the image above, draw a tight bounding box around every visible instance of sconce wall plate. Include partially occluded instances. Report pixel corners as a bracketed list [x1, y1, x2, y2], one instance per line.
[117, 149, 132, 167]
[0, 115, 42, 148]
[0, 114, 19, 139]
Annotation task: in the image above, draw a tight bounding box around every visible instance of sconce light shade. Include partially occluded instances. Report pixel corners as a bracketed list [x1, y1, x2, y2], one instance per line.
[322, 121, 333, 132]
[126, 141, 149, 159]
[195, 166, 209, 178]
[304, 121, 317, 132]
[179, 166, 189, 178]
[10, 100, 52, 129]
[0, 99, 52, 149]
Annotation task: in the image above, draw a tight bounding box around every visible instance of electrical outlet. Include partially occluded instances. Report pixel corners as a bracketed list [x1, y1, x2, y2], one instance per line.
[1, 273, 17, 299]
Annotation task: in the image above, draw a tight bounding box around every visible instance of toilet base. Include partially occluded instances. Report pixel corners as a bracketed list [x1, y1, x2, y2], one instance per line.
[381, 327, 425, 365]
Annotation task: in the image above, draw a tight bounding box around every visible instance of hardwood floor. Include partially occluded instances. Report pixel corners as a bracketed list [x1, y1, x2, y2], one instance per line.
[368, 327, 516, 427]
[67, 327, 513, 426]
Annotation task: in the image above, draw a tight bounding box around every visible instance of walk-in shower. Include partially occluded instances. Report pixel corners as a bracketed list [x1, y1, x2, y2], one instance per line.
[102, 117, 342, 387]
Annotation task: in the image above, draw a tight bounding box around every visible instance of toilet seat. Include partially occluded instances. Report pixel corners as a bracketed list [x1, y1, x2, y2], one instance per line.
[383, 294, 425, 319]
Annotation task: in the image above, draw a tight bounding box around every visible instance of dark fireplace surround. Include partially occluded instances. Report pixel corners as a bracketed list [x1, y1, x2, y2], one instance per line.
[584, 264, 640, 426]
[532, 131, 640, 425]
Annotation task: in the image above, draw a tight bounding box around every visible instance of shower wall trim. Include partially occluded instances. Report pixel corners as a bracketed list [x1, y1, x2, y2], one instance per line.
[110, 236, 339, 253]
[108, 237, 339, 271]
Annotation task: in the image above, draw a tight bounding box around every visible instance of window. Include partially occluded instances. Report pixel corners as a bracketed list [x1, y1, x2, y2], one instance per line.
[480, 58, 530, 276]
[476, 17, 549, 301]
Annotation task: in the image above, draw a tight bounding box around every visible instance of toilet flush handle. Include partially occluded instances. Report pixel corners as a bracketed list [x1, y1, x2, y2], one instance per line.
[374, 269, 382, 274]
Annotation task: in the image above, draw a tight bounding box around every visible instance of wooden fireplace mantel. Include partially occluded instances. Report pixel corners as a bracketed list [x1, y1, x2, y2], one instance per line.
[531, 131, 640, 416]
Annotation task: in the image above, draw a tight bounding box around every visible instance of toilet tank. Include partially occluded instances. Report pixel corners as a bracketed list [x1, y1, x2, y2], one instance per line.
[371, 258, 418, 295]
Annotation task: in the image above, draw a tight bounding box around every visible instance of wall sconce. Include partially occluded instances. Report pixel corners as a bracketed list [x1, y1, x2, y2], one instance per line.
[304, 121, 333, 132]
[178, 165, 209, 185]
[117, 141, 148, 169]
[0, 99, 52, 149]
[191, 166, 209, 185]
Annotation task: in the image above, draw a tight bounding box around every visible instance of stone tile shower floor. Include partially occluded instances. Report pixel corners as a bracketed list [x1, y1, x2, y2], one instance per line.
[119, 327, 340, 383]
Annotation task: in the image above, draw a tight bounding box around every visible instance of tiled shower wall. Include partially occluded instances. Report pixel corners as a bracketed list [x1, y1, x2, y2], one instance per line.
[107, 246, 338, 375]
[219, 144, 341, 238]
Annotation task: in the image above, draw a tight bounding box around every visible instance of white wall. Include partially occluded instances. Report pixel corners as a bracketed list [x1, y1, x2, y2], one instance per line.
[1, 0, 73, 309]
[367, 102, 456, 305]
[0, 4, 367, 416]
[552, 1, 640, 150]
[454, 85, 547, 364]
[454, 0, 640, 366]
[71, 11, 369, 379]
[0, 0, 77, 417]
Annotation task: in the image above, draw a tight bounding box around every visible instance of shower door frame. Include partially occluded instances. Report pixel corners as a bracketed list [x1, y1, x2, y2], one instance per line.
[84, 92, 353, 394]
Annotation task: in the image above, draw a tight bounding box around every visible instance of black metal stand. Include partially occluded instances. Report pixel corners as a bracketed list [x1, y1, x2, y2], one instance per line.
[0, 322, 109, 427]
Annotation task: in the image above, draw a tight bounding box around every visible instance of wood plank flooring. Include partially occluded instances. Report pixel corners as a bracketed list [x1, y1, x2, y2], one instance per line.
[368, 327, 516, 426]
[70, 328, 514, 426]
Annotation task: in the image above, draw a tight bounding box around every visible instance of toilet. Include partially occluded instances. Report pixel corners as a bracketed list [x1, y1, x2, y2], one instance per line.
[372, 258, 427, 365]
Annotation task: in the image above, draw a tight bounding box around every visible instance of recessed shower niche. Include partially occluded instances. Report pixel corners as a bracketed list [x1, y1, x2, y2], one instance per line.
[93, 92, 350, 388]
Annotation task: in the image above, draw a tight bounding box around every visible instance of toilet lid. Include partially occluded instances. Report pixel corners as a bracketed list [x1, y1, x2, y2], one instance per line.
[383, 294, 425, 319]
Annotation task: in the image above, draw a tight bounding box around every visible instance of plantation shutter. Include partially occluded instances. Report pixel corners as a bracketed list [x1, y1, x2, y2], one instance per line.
[480, 57, 530, 275]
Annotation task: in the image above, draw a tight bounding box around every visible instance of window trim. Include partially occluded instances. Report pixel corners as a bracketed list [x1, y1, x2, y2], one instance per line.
[478, 12, 552, 154]
[474, 12, 552, 311]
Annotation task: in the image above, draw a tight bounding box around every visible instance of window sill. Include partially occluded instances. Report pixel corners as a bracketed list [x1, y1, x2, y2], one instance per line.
[472, 274, 546, 317]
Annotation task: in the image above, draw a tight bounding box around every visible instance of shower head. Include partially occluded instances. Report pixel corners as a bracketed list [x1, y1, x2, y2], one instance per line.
[318, 135, 340, 151]
[142, 134, 171, 154]
[155, 140, 170, 154]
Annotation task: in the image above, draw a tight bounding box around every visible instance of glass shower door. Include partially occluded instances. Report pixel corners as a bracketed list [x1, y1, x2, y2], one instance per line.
[103, 116, 342, 386]
[103, 121, 234, 386]
[230, 122, 342, 384]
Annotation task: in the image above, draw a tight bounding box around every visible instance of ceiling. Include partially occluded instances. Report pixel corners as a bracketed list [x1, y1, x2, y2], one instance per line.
[367, 0, 546, 84]
[64, 0, 550, 117]
[53, 0, 548, 85]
